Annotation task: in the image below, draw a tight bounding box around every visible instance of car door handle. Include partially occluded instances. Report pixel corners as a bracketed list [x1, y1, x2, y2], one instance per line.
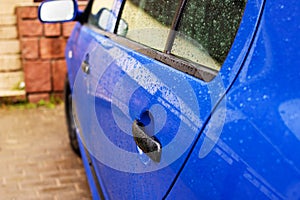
[132, 120, 162, 163]
[81, 54, 90, 74]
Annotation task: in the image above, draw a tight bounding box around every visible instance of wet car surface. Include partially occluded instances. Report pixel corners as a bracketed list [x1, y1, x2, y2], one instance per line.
[39, 0, 300, 199]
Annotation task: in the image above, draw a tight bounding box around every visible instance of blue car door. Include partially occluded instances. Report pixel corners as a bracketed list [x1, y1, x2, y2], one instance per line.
[67, 0, 263, 198]
[167, 0, 300, 199]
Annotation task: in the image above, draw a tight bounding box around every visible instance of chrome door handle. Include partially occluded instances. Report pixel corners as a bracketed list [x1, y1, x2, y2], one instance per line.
[132, 120, 162, 162]
[81, 54, 90, 74]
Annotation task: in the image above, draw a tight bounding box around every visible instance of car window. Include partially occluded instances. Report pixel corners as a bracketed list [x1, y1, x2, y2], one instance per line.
[172, 0, 247, 71]
[88, 0, 115, 31]
[116, 0, 247, 80]
[119, 0, 179, 51]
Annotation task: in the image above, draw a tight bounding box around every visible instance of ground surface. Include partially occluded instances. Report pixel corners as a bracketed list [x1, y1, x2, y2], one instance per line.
[0, 104, 92, 199]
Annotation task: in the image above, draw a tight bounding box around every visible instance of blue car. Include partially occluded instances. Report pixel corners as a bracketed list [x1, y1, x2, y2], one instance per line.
[39, 0, 300, 199]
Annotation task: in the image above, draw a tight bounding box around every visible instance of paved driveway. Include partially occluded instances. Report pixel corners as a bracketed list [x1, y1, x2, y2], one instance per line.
[0, 104, 91, 199]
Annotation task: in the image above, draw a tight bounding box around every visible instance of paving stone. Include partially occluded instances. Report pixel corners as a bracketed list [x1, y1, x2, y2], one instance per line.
[0, 105, 91, 199]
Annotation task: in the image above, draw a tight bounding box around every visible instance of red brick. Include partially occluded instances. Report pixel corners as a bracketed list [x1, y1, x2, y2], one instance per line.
[62, 22, 76, 37]
[79, 4, 88, 11]
[28, 93, 50, 103]
[16, 6, 38, 19]
[40, 38, 66, 59]
[52, 92, 64, 101]
[44, 23, 61, 37]
[18, 19, 43, 37]
[51, 60, 67, 91]
[24, 61, 51, 93]
[20, 38, 39, 59]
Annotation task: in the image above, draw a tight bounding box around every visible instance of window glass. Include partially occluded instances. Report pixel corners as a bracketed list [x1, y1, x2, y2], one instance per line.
[88, 0, 115, 31]
[119, 0, 179, 51]
[172, 0, 247, 71]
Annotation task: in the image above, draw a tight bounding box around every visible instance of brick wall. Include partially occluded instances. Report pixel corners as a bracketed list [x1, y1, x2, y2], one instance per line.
[0, 0, 32, 98]
[16, 2, 87, 103]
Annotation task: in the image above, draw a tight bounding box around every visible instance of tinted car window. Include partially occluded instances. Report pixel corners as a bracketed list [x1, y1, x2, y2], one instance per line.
[120, 0, 179, 51]
[172, 0, 247, 70]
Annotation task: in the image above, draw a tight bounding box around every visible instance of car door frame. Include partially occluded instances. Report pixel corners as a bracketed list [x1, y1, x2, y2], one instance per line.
[67, 0, 266, 198]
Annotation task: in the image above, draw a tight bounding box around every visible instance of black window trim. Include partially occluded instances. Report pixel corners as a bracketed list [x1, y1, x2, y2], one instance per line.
[79, 0, 94, 24]
[87, 24, 218, 82]
[164, 0, 188, 54]
[113, 0, 126, 34]
[86, 0, 220, 82]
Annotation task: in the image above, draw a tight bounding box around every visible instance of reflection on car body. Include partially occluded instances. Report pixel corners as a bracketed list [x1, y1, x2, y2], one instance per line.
[39, 0, 300, 199]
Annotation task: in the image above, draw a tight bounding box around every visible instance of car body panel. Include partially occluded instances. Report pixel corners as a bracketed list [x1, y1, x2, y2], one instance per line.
[70, 24, 212, 199]
[77, 135, 102, 200]
[64, 0, 266, 199]
[167, 0, 300, 199]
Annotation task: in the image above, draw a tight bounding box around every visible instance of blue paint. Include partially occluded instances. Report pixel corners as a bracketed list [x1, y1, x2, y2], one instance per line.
[167, 0, 300, 199]
[77, 133, 101, 200]
[38, 0, 300, 199]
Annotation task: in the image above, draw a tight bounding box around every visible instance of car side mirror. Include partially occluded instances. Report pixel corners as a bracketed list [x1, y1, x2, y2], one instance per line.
[38, 0, 78, 23]
[98, 8, 128, 36]
[117, 18, 128, 37]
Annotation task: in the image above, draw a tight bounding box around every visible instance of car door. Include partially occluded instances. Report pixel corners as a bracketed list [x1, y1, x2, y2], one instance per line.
[166, 0, 300, 199]
[67, 0, 261, 199]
